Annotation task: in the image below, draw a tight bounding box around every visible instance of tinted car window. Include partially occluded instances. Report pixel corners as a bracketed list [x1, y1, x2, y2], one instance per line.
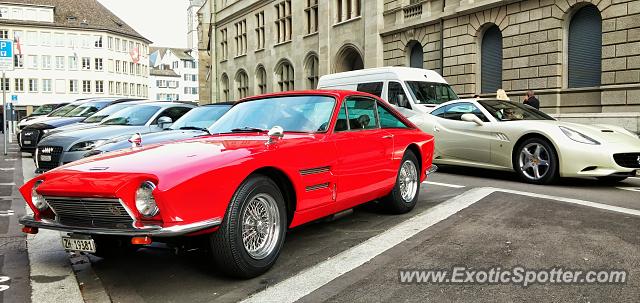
[345, 97, 378, 130]
[430, 105, 448, 118]
[101, 105, 161, 126]
[171, 105, 232, 130]
[478, 100, 555, 121]
[154, 107, 192, 124]
[443, 103, 489, 122]
[65, 101, 110, 117]
[378, 103, 409, 129]
[32, 104, 57, 115]
[334, 102, 349, 132]
[49, 104, 79, 117]
[356, 82, 383, 97]
[388, 81, 411, 109]
[82, 103, 132, 123]
[406, 81, 459, 105]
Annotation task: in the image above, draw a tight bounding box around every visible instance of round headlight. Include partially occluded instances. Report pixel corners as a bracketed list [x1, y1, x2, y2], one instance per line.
[31, 180, 48, 211]
[135, 181, 159, 217]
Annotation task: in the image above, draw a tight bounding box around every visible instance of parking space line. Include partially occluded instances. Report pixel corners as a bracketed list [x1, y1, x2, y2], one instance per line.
[616, 187, 640, 193]
[422, 181, 465, 188]
[242, 187, 640, 303]
[0, 183, 16, 186]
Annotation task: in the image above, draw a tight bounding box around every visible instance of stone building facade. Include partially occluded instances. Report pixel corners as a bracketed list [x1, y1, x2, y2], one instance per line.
[197, 0, 640, 117]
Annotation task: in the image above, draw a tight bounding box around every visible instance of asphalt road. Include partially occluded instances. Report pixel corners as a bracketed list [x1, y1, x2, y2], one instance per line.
[7, 152, 640, 302]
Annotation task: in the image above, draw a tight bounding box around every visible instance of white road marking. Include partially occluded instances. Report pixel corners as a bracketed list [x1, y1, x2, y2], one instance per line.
[422, 181, 465, 188]
[0, 276, 9, 292]
[0, 210, 14, 216]
[3, 159, 16, 161]
[242, 187, 640, 303]
[616, 187, 640, 193]
[0, 183, 16, 186]
[0, 167, 15, 171]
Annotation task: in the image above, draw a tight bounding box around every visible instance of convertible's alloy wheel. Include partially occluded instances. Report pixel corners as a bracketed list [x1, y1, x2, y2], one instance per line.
[399, 160, 418, 203]
[518, 142, 551, 181]
[241, 193, 281, 260]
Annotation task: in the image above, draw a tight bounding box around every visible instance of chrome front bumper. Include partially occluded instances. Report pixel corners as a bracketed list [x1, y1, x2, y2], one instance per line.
[19, 215, 222, 237]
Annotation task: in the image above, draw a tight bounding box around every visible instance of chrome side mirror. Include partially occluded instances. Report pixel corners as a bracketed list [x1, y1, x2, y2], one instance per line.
[461, 113, 484, 126]
[157, 116, 173, 129]
[266, 126, 284, 145]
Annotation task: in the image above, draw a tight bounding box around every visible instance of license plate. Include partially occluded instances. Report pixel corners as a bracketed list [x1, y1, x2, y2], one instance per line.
[23, 140, 31, 145]
[61, 236, 96, 253]
[39, 155, 52, 162]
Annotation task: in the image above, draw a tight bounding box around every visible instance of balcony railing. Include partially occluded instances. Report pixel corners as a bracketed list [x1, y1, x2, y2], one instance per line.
[403, 2, 422, 19]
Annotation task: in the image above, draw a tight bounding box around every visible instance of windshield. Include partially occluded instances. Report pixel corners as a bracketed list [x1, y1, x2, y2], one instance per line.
[82, 103, 133, 123]
[64, 101, 110, 117]
[101, 105, 160, 126]
[49, 103, 79, 117]
[32, 104, 57, 115]
[405, 81, 458, 105]
[171, 105, 232, 130]
[478, 100, 555, 121]
[210, 96, 335, 134]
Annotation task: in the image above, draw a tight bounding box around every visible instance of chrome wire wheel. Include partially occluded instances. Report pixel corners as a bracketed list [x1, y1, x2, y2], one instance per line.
[518, 142, 551, 181]
[398, 160, 418, 203]
[241, 193, 281, 260]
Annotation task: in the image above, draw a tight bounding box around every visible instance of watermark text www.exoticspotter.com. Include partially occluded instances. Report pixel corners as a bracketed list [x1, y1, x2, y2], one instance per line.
[399, 266, 628, 287]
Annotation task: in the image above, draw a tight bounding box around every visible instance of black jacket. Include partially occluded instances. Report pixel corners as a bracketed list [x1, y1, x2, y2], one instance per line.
[524, 96, 540, 110]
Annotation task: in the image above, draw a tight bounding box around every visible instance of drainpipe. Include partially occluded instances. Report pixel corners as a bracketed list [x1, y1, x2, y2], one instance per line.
[439, 0, 446, 75]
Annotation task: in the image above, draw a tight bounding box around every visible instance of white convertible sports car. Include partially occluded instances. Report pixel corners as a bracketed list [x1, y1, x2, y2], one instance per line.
[408, 99, 640, 184]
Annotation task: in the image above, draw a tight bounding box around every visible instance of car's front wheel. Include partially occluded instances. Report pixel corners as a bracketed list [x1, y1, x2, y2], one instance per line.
[210, 175, 287, 278]
[382, 151, 420, 214]
[514, 138, 558, 184]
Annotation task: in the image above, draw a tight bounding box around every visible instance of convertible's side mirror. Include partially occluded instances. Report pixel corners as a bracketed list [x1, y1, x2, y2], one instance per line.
[266, 125, 284, 145]
[461, 113, 484, 126]
[157, 116, 173, 129]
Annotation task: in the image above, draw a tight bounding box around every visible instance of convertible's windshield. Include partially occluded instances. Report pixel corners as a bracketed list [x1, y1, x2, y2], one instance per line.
[406, 81, 458, 105]
[210, 96, 335, 133]
[171, 105, 232, 130]
[32, 104, 58, 115]
[49, 103, 79, 117]
[82, 103, 132, 123]
[64, 101, 110, 117]
[478, 100, 555, 121]
[101, 105, 160, 126]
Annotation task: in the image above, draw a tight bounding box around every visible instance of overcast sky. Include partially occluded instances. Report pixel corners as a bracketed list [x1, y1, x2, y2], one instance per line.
[97, 0, 190, 48]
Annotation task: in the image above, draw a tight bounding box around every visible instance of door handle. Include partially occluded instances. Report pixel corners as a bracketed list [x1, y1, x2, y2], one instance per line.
[382, 135, 394, 139]
[434, 126, 440, 132]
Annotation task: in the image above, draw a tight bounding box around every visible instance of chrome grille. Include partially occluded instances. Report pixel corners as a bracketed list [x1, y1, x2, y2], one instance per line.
[45, 196, 134, 229]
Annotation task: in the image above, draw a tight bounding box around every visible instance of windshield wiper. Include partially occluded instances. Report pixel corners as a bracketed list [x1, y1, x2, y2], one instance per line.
[179, 126, 211, 134]
[229, 127, 267, 133]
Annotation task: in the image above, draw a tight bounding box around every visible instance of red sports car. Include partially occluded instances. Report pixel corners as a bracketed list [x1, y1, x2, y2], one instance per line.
[19, 90, 435, 278]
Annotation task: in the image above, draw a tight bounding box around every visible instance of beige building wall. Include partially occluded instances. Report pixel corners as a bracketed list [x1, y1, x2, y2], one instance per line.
[199, 0, 640, 115]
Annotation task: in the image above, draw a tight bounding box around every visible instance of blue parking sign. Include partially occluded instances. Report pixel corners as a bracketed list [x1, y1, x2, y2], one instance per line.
[11, 95, 17, 102]
[0, 39, 14, 71]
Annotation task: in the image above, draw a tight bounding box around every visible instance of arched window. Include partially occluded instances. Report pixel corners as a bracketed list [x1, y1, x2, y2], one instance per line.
[305, 54, 319, 89]
[221, 73, 229, 102]
[481, 25, 503, 94]
[335, 45, 364, 72]
[256, 65, 267, 94]
[275, 60, 294, 92]
[235, 70, 249, 99]
[408, 41, 424, 68]
[568, 5, 602, 88]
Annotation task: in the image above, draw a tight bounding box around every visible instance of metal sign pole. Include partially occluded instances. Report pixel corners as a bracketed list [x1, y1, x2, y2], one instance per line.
[3, 71, 6, 156]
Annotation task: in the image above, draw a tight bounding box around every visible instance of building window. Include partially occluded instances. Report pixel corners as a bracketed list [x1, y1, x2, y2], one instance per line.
[108, 59, 114, 72]
[108, 37, 113, 50]
[305, 54, 319, 89]
[305, 0, 318, 34]
[94, 35, 103, 48]
[42, 79, 52, 92]
[27, 55, 37, 69]
[116, 82, 121, 95]
[109, 81, 114, 94]
[69, 56, 78, 70]
[40, 32, 51, 46]
[54, 33, 64, 46]
[115, 38, 120, 50]
[42, 55, 52, 69]
[256, 65, 267, 94]
[82, 57, 91, 70]
[26, 31, 37, 46]
[408, 41, 423, 68]
[335, 0, 361, 23]
[221, 73, 230, 102]
[14, 55, 23, 68]
[568, 5, 602, 88]
[122, 39, 128, 52]
[255, 11, 265, 50]
[220, 28, 228, 60]
[130, 62, 134, 75]
[276, 60, 294, 92]
[123, 82, 128, 95]
[55, 56, 64, 69]
[0, 78, 8, 91]
[115, 60, 121, 73]
[95, 58, 103, 71]
[0, 29, 7, 39]
[69, 80, 78, 93]
[0, 8, 6, 19]
[122, 61, 128, 74]
[275, 0, 292, 44]
[236, 70, 249, 99]
[96, 80, 104, 93]
[82, 80, 91, 93]
[234, 20, 247, 57]
[14, 79, 23, 92]
[28, 79, 38, 92]
[66, 33, 76, 47]
[480, 25, 503, 94]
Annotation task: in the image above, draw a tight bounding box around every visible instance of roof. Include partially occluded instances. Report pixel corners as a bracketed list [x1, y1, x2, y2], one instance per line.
[0, 0, 151, 43]
[318, 67, 448, 84]
[150, 68, 181, 78]
[151, 47, 195, 61]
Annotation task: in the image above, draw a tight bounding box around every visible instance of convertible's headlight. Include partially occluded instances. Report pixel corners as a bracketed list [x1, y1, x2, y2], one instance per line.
[559, 126, 600, 145]
[135, 181, 159, 217]
[31, 180, 48, 211]
[69, 140, 107, 152]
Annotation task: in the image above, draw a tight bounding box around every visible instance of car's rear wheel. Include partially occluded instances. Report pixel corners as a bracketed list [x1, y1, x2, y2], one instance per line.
[210, 175, 287, 278]
[382, 151, 420, 214]
[514, 138, 558, 185]
[596, 176, 628, 183]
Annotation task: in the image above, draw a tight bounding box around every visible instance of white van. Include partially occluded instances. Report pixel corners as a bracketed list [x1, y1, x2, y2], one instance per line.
[317, 67, 458, 114]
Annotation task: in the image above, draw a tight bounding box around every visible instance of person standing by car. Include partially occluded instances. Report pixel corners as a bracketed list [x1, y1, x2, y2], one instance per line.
[523, 90, 540, 110]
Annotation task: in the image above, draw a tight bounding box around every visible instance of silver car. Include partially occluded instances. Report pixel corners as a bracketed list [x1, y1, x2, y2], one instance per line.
[35, 102, 195, 172]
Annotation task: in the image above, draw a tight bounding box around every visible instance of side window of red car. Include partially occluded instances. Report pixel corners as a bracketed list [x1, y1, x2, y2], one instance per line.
[345, 97, 379, 130]
[377, 103, 410, 129]
[334, 102, 349, 132]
